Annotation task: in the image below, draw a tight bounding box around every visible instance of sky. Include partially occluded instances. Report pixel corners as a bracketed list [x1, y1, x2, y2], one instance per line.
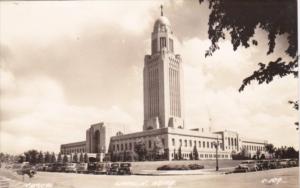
[0, 0, 298, 154]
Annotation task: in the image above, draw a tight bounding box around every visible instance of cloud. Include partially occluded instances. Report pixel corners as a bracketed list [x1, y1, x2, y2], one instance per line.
[0, 1, 298, 154]
[0, 69, 136, 154]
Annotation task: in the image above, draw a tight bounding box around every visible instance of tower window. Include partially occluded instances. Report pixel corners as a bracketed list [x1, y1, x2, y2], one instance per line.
[160, 37, 166, 49]
[152, 39, 157, 54]
[169, 38, 174, 52]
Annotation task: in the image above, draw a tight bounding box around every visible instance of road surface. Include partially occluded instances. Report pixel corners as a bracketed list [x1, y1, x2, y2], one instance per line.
[0, 167, 298, 188]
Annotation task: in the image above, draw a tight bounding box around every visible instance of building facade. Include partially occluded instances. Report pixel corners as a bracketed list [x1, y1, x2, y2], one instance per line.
[60, 8, 268, 161]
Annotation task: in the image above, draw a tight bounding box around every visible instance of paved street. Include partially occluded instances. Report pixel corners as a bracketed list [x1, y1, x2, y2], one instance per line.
[0, 167, 298, 188]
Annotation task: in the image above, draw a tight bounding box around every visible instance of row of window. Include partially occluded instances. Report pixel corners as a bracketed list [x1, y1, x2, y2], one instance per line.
[244, 145, 264, 151]
[171, 153, 229, 159]
[171, 138, 222, 149]
[61, 147, 85, 154]
[112, 139, 166, 152]
[148, 68, 159, 117]
[169, 67, 181, 117]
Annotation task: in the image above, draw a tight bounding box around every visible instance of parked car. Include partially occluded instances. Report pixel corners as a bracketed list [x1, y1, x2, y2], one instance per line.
[15, 163, 36, 178]
[269, 160, 279, 169]
[94, 163, 107, 174]
[234, 161, 258, 173]
[77, 163, 88, 173]
[107, 163, 119, 175]
[278, 159, 289, 168]
[118, 163, 132, 175]
[36, 164, 47, 171]
[87, 162, 97, 174]
[287, 159, 298, 167]
[65, 163, 77, 173]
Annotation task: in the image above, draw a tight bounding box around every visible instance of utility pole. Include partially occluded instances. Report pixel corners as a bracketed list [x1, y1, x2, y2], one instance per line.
[213, 136, 219, 171]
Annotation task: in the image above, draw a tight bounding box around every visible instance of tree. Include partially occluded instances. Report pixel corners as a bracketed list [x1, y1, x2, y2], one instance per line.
[134, 138, 147, 161]
[153, 137, 164, 160]
[57, 153, 62, 163]
[38, 151, 44, 164]
[79, 153, 84, 163]
[256, 149, 261, 159]
[51, 152, 56, 163]
[63, 155, 68, 163]
[73, 153, 78, 163]
[44, 152, 51, 163]
[24, 150, 39, 164]
[193, 145, 199, 160]
[199, 0, 298, 129]
[265, 144, 275, 158]
[178, 146, 182, 160]
[84, 153, 89, 163]
[96, 153, 101, 162]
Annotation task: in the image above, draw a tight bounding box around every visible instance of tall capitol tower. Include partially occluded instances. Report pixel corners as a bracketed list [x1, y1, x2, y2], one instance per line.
[143, 6, 184, 131]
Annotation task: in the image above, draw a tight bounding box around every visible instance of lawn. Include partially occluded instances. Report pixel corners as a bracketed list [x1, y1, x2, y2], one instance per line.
[130, 159, 242, 173]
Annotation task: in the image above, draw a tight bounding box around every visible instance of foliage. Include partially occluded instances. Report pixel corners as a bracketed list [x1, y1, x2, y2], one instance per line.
[157, 164, 204, 171]
[193, 145, 199, 160]
[63, 155, 68, 163]
[275, 146, 298, 159]
[37, 151, 44, 163]
[134, 138, 147, 161]
[57, 153, 62, 163]
[199, 0, 298, 92]
[50, 152, 56, 163]
[178, 146, 182, 160]
[73, 153, 78, 163]
[265, 144, 275, 155]
[79, 153, 84, 163]
[24, 150, 39, 164]
[84, 153, 89, 163]
[152, 137, 165, 160]
[44, 152, 51, 163]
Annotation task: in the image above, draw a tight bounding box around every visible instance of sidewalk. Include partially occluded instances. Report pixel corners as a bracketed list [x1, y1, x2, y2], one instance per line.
[134, 167, 234, 176]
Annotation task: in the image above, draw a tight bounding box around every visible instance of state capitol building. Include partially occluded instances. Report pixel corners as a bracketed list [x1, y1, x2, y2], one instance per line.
[60, 8, 268, 161]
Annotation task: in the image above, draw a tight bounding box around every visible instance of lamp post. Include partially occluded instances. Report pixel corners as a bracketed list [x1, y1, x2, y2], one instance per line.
[213, 137, 219, 171]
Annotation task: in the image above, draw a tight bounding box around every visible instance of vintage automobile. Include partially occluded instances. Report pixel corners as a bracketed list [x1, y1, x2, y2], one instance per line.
[269, 160, 279, 169]
[76, 163, 88, 173]
[15, 163, 36, 178]
[234, 161, 258, 173]
[94, 163, 108, 174]
[278, 159, 289, 168]
[287, 159, 298, 167]
[87, 162, 97, 174]
[65, 163, 77, 173]
[107, 163, 119, 175]
[118, 163, 132, 175]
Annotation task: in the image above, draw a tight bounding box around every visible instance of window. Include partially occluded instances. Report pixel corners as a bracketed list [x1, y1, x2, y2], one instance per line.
[207, 141, 209, 148]
[199, 141, 201, 148]
[121, 144, 123, 151]
[184, 140, 187, 147]
[172, 138, 175, 146]
[160, 37, 166, 49]
[179, 139, 182, 146]
[125, 143, 128, 150]
[189, 140, 192, 147]
[113, 145, 115, 151]
[149, 140, 152, 148]
[129, 143, 132, 150]
[169, 38, 174, 52]
[203, 141, 205, 148]
[211, 142, 214, 148]
[117, 144, 119, 151]
[228, 138, 230, 146]
[162, 139, 165, 146]
[194, 140, 196, 147]
[152, 39, 157, 54]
